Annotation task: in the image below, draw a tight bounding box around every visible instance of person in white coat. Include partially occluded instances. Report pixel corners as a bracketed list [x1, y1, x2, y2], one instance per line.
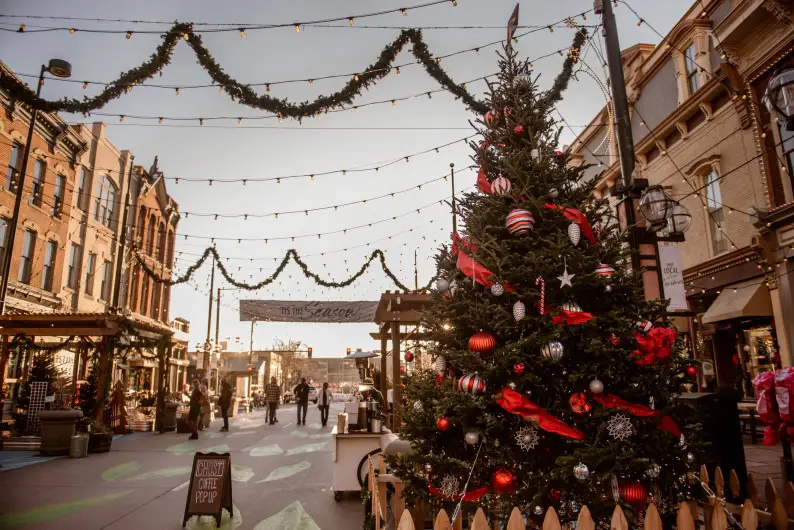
[317, 382, 333, 427]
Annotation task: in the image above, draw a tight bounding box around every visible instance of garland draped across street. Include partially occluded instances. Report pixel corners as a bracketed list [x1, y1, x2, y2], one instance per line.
[0, 22, 489, 117]
[132, 245, 435, 292]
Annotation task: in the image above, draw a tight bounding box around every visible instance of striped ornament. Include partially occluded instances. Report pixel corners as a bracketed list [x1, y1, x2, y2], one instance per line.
[490, 176, 512, 196]
[505, 209, 535, 236]
[562, 301, 582, 313]
[469, 331, 497, 353]
[458, 373, 486, 395]
[595, 264, 615, 277]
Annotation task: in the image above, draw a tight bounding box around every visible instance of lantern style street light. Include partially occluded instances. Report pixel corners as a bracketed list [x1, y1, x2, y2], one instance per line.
[662, 203, 692, 238]
[638, 185, 676, 232]
[763, 68, 794, 131]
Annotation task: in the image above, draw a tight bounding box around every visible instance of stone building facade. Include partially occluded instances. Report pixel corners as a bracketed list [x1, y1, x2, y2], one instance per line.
[569, 0, 794, 395]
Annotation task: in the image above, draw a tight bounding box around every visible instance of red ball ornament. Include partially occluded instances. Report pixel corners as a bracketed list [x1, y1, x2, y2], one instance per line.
[469, 331, 497, 354]
[404, 352, 414, 363]
[513, 363, 525, 376]
[610, 334, 621, 346]
[491, 468, 517, 494]
[513, 125, 526, 136]
[569, 392, 592, 414]
[555, 150, 563, 156]
[686, 365, 698, 377]
[548, 488, 562, 502]
[436, 417, 451, 431]
[619, 480, 648, 506]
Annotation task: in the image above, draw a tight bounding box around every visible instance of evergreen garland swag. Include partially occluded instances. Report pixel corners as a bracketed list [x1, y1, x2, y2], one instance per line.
[0, 23, 489, 117]
[132, 245, 436, 292]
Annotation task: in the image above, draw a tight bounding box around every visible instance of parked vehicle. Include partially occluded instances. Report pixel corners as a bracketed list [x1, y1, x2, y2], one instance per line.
[308, 386, 318, 404]
[283, 390, 293, 403]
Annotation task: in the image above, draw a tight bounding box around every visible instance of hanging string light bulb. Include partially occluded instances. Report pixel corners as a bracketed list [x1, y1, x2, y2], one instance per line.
[348, 17, 355, 26]
[239, 28, 245, 38]
[126, 31, 132, 39]
[295, 23, 301, 33]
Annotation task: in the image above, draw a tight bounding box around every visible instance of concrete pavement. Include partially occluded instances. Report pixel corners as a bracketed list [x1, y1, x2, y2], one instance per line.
[0, 403, 364, 529]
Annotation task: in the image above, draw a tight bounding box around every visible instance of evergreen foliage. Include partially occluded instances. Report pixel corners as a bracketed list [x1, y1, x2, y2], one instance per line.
[388, 43, 702, 525]
[12, 353, 60, 434]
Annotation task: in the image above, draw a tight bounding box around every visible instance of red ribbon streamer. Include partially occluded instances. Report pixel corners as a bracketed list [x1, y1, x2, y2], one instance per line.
[543, 204, 597, 245]
[550, 308, 594, 325]
[428, 482, 490, 501]
[476, 168, 491, 194]
[497, 388, 585, 440]
[451, 233, 514, 292]
[592, 393, 681, 437]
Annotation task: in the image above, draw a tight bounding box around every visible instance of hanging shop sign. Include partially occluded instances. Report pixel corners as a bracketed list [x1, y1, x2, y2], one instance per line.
[658, 245, 689, 312]
[239, 300, 379, 323]
[183, 452, 233, 527]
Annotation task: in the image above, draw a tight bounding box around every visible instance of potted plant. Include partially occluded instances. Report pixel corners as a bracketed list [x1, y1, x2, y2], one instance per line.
[86, 421, 113, 453]
[39, 373, 83, 456]
[77, 361, 114, 453]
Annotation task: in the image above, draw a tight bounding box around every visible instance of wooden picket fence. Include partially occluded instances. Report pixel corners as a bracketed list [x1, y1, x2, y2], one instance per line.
[368, 456, 794, 530]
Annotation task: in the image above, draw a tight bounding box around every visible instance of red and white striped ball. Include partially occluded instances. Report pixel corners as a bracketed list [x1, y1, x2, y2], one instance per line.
[458, 373, 486, 395]
[595, 264, 615, 277]
[505, 209, 535, 236]
[490, 176, 512, 196]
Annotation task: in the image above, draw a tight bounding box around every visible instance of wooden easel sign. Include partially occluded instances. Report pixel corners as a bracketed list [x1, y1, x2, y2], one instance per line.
[182, 452, 233, 527]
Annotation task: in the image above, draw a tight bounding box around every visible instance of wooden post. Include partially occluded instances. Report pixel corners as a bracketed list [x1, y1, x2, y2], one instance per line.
[391, 322, 401, 433]
[0, 336, 9, 420]
[380, 332, 388, 425]
[95, 337, 112, 424]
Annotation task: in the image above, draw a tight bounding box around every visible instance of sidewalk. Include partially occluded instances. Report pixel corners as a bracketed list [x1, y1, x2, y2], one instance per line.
[744, 441, 786, 502]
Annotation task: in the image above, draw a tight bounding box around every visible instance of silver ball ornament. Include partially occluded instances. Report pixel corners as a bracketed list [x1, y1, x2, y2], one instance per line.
[686, 452, 695, 463]
[573, 463, 590, 481]
[589, 379, 604, 394]
[606, 284, 612, 292]
[548, 188, 559, 199]
[413, 401, 423, 412]
[647, 463, 661, 478]
[464, 431, 480, 445]
[533, 505, 544, 516]
[491, 283, 504, 296]
[436, 278, 450, 293]
[425, 464, 432, 472]
[542, 341, 564, 361]
[568, 500, 580, 513]
[530, 148, 540, 160]
[508, 382, 516, 389]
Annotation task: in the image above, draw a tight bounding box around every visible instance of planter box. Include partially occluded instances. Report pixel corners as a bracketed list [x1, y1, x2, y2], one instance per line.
[88, 432, 113, 453]
[38, 410, 83, 456]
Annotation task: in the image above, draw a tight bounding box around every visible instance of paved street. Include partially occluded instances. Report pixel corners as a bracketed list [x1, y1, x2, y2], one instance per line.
[0, 403, 363, 529]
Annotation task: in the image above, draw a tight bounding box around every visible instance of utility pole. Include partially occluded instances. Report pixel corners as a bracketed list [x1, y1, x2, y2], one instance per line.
[449, 163, 457, 234]
[414, 250, 418, 291]
[203, 254, 215, 377]
[215, 288, 221, 347]
[112, 154, 134, 310]
[596, 0, 645, 271]
[248, 319, 255, 397]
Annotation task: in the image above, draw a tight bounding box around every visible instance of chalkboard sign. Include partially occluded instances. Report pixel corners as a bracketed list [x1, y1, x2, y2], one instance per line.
[182, 452, 233, 527]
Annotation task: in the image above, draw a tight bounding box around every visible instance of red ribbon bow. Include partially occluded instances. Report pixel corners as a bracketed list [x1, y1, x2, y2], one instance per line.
[632, 327, 676, 365]
[550, 307, 594, 326]
[543, 204, 597, 245]
[451, 233, 514, 292]
[497, 387, 585, 440]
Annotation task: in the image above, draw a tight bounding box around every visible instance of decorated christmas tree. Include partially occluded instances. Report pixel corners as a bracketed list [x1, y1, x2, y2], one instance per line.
[388, 34, 702, 525]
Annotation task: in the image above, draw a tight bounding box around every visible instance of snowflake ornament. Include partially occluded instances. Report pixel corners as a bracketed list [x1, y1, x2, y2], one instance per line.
[606, 413, 634, 441]
[440, 474, 460, 499]
[515, 425, 540, 451]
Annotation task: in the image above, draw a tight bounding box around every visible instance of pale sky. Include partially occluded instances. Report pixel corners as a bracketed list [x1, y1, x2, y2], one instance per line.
[0, 0, 693, 357]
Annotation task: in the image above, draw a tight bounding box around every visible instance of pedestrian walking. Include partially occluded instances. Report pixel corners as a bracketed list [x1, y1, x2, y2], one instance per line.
[294, 378, 311, 426]
[265, 377, 281, 425]
[318, 382, 333, 427]
[199, 379, 211, 430]
[218, 379, 232, 432]
[187, 379, 202, 440]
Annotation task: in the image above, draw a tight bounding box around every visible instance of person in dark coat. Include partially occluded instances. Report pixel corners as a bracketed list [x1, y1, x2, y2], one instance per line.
[218, 379, 232, 432]
[294, 378, 311, 426]
[188, 379, 202, 440]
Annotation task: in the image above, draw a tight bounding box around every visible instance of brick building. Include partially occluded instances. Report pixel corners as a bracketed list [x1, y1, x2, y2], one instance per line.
[569, 0, 794, 395]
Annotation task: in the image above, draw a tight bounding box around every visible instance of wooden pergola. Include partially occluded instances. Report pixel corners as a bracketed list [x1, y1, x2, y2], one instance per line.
[0, 312, 174, 429]
[373, 291, 431, 432]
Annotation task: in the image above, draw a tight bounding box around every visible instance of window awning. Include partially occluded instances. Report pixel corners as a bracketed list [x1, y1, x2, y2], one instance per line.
[702, 279, 773, 324]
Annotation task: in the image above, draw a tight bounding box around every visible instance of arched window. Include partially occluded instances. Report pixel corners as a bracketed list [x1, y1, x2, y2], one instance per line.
[93, 174, 118, 228]
[129, 265, 140, 312]
[146, 214, 156, 256]
[166, 229, 175, 268]
[162, 285, 170, 322]
[157, 222, 166, 262]
[151, 283, 161, 319]
[137, 207, 147, 247]
[140, 277, 149, 316]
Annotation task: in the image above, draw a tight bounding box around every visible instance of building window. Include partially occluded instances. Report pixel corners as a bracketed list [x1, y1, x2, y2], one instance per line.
[151, 283, 161, 319]
[704, 169, 729, 255]
[162, 285, 170, 322]
[85, 252, 96, 296]
[52, 175, 65, 218]
[0, 218, 7, 278]
[30, 159, 45, 207]
[76, 167, 88, 210]
[41, 240, 57, 291]
[67, 243, 81, 289]
[685, 42, 701, 96]
[157, 222, 166, 262]
[100, 260, 112, 301]
[5, 142, 21, 192]
[166, 230, 175, 268]
[130, 266, 140, 311]
[140, 277, 149, 316]
[18, 229, 36, 284]
[93, 174, 117, 228]
[146, 215, 156, 256]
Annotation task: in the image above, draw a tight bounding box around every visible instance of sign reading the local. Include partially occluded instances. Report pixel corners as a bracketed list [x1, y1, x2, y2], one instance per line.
[239, 300, 379, 323]
[658, 245, 688, 312]
[183, 452, 233, 527]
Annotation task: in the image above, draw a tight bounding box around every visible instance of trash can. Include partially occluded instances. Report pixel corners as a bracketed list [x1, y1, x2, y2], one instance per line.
[69, 434, 89, 458]
[163, 401, 178, 432]
[679, 388, 748, 498]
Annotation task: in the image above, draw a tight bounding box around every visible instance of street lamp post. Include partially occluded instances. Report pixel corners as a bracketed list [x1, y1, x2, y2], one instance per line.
[0, 59, 72, 314]
[763, 68, 794, 131]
